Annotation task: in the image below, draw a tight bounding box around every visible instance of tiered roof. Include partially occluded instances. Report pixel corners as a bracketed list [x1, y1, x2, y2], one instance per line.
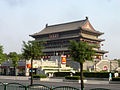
[30, 17, 103, 37]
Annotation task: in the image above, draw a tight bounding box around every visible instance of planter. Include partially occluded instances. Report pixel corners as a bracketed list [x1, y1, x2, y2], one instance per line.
[40, 78, 49, 81]
[29, 78, 49, 81]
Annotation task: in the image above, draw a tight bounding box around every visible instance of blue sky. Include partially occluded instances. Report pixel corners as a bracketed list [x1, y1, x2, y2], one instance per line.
[0, 0, 120, 59]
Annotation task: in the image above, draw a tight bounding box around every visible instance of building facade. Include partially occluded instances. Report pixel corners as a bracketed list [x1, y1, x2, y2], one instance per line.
[30, 17, 108, 60]
[0, 18, 119, 75]
[0, 59, 73, 76]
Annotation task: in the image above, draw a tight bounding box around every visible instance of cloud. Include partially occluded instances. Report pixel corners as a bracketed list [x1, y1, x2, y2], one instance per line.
[107, 0, 112, 2]
[3, 0, 26, 7]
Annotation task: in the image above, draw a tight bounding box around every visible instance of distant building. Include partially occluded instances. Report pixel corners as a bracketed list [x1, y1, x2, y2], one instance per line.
[0, 59, 73, 76]
[30, 17, 108, 60]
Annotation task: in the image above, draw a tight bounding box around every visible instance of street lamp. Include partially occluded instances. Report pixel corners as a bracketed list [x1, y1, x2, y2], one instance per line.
[110, 61, 112, 72]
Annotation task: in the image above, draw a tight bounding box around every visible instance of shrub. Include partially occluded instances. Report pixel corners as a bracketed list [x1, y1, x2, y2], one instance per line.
[33, 75, 47, 78]
[65, 76, 85, 80]
[75, 72, 111, 78]
[84, 72, 110, 78]
[65, 76, 81, 80]
[54, 72, 115, 78]
[100, 70, 108, 73]
[112, 77, 120, 81]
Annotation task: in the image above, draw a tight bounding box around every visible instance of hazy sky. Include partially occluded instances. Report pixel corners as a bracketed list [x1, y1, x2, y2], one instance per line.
[0, 0, 120, 59]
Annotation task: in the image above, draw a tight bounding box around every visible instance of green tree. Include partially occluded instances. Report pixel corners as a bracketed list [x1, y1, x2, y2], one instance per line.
[0, 45, 6, 64]
[22, 40, 44, 85]
[8, 52, 19, 75]
[18, 54, 24, 60]
[3, 53, 8, 60]
[68, 40, 96, 90]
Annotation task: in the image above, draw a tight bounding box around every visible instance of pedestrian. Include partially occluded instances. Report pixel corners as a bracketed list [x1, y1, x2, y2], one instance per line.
[114, 71, 119, 77]
[109, 72, 112, 81]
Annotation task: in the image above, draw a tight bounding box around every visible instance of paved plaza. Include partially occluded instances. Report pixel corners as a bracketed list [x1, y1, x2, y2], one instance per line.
[0, 76, 120, 90]
[0, 76, 109, 84]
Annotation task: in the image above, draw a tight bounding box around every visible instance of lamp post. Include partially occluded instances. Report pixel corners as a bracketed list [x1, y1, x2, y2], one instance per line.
[110, 61, 112, 72]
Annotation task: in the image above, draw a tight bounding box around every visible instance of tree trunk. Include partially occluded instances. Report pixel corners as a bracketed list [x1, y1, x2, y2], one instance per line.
[14, 66, 16, 76]
[80, 62, 84, 90]
[31, 59, 33, 85]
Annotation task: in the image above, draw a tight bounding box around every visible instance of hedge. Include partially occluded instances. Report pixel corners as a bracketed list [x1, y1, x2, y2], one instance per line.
[65, 76, 80, 80]
[112, 77, 120, 81]
[33, 75, 47, 78]
[76, 72, 111, 78]
[54, 72, 116, 78]
[65, 76, 85, 80]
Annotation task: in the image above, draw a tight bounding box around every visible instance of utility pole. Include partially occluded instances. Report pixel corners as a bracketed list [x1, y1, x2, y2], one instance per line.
[110, 61, 112, 72]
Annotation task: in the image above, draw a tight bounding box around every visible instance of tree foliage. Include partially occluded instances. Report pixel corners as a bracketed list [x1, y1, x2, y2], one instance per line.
[8, 52, 19, 67]
[22, 40, 45, 60]
[18, 54, 24, 60]
[68, 40, 96, 90]
[22, 40, 45, 85]
[0, 45, 6, 64]
[68, 40, 96, 63]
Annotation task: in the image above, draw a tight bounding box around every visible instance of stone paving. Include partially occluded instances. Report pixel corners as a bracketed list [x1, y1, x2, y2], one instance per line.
[0, 76, 110, 85]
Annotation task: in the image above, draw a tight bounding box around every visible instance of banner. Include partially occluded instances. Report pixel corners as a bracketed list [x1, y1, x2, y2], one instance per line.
[61, 56, 66, 64]
[27, 64, 38, 68]
[27, 64, 31, 68]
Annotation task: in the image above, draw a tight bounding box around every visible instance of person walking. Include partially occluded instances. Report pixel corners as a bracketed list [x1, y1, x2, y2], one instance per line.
[109, 72, 112, 81]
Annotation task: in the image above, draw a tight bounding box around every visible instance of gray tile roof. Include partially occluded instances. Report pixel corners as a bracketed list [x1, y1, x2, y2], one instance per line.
[81, 35, 105, 41]
[81, 29, 104, 35]
[30, 17, 102, 37]
[30, 19, 87, 37]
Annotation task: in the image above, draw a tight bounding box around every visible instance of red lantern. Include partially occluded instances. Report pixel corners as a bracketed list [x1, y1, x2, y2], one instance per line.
[66, 55, 68, 57]
[45, 56, 47, 59]
[101, 44, 104, 46]
[43, 56, 45, 59]
[80, 38, 83, 41]
[48, 56, 50, 58]
[104, 66, 108, 70]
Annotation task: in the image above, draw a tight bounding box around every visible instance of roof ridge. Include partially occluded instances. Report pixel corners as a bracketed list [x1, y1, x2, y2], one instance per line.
[46, 19, 87, 28]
